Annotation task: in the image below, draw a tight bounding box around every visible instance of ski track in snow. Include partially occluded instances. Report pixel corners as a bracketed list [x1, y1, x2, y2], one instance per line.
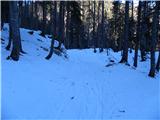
[52, 55, 109, 119]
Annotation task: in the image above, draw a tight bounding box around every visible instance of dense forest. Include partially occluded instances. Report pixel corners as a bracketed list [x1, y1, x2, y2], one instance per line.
[1, 1, 160, 77]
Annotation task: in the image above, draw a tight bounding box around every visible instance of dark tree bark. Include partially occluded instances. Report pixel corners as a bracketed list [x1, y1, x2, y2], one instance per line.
[30, 1, 34, 29]
[87, 1, 91, 48]
[120, 1, 129, 63]
[18, 4, 25, 53]
[40, 1, 47, 37]
[2, 1, 12, 50]
[140, 1, 147, 61]
[6, 1, 24, 54]
[46, 1, 57, 60]
[53, 1, 57, 37]
[24, 1, 29, 28]
[133, 1, 142, 67]
[112, 1, 121, 51]
[100, 1, 104, 53]
[97, 1, 100, 51]
[129, 0, 134, 53]
[93, 1, 96, 53]
[66, 2, 70, 49]
[148, 1, 159, 77]
[156, 50, 160, 72]
[145, 1, 151, 51]
[9, 1, 21, 61]
[18, 1, 23, 27]
[79, 1, 86, 49]
[34, 1, 38, 30]
[1, 1, 10, 29]
[58, 1, 65, 49]
[6, 24, 12, 50]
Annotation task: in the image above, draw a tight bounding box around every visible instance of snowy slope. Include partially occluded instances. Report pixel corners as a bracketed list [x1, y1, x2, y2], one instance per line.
[1, 24, 160, 120]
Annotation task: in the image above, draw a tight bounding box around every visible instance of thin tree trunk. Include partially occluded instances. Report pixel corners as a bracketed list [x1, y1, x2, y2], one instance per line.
[40, 1, 47, 37]
[133, 1, 142, 67]
[45, 1, 57, 60]
[30, 1, 34, 29]
[140, 1, 147, 61]
[53, 1, 57, 37]
[100, 1, 104, 53]
[6, 2, 12, 50]
[93, 1, 96, 53]
[66, 2, 70, 49]
[129, 0, 134, 53]
[120, 1, 129, 63]
[156, 50, 160, 72]
[97, 1, 100, 51]
[58, 1, 65, 49]
[148, 1, 159, 77]
[6, 24, 12, 50]
[18, 1, 23, 28]
[87, 1, 91, 48]
[35, 1, 38, 30]
[18, 3, 25, 53]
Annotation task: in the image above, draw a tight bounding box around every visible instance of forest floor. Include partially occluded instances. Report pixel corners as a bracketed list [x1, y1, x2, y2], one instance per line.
[1, 24, 159, 120]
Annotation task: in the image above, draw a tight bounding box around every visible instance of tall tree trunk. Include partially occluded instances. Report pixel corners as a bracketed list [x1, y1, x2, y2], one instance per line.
[18, 2, 24, 53]
[1, 1, 10, 29]
[9, 1, 21, 61]
[53, 1, 57, 37]
[45, 1, 57, 60]
[5, 2, 11, 50]
[140, 1, 147, 61]
[148, 1, 159, 77]
[30, 1, 34, 29]
[93, 1, 96, 53]
[129, 0, 134, 53]
[133, 1, 142, 67]
[145, 1, 151, 51]
[6, 1, 24, 54]
[66, 2, 70, 49]
[79, 1, 85, 49]
[120, 1, 129, 63]
[35, 1, 38, 30]
[24, 1, 29, 28]
[18, 1, 23, 28]
[40, 1, 47, 37]
[58, 1, 65, 49]
[97, 1, 100, 51]
[87, 1, 91, 48]
[6, 24, 12, 50]
[156, 50, 160, 72]
[100, 1, 104, 52]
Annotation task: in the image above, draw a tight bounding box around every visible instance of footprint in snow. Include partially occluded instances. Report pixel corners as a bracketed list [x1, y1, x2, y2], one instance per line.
[71, 82, 75, 86]
[49, 80, 53, 82]
[70, 96, 74, 100]
[119, 110, 125, 113]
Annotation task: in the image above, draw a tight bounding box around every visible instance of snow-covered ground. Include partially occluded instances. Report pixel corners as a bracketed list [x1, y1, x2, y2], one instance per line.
[1, 24, 160, 120]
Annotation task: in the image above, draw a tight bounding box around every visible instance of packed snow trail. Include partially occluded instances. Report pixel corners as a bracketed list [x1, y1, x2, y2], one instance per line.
[1, 24, 159, 119]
